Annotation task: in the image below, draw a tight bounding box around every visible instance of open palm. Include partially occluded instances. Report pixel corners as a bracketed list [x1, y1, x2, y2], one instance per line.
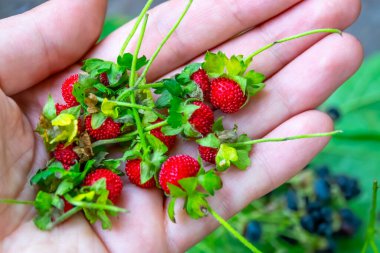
[0, 0, 362, 252]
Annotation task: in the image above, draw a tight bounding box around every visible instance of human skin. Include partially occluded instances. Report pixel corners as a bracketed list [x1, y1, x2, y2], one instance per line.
[0, 0, 363, 252]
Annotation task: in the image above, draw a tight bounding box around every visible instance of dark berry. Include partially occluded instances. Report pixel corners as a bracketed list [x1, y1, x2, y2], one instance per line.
[244, 221, 262, 242]
[286, 189, 298, 211]
[335, 175, 361, 200]
[315, 165, 330, 179]
[326, 107, 341, 121]
[314, 178, 331, 202]
[336, 208, 361, 236]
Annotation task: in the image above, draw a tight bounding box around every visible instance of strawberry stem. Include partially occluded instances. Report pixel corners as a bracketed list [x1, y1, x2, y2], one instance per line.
[96, 96, 153, 111]
[91, 120, 168, 148]
[136, 0, 193, 85]
[245, 28, 342, 63]
[119, 0, 155, 56]
[208, 207, 262, 253]
[116, 82, 163, 102]
[0, 199, 34, 205]
[229, 130, 342, 148]
[45, 206, 82, 230]
[361, 180, 379, 253]
[65, 195, 128, 213]
[128, 14, 150, 157]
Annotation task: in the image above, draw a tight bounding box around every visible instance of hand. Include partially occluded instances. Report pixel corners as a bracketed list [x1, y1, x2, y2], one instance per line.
[0, 0, 362, 252]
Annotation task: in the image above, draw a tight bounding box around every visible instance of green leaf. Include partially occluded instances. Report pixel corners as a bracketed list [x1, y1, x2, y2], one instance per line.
[60, 105, 81, 118]
[212, 117, 225, 132]
[232, 149, 251, 170]
[215, 144, 238, 171]
[91, 112, 107, 129]
[168, 198, 177, 223]
[161, 125, 183, 136]
[56, 180, 75, 196]
[155, 90, 173, 108]
[101, 98, 119, 119]
[146, 134, 168, 154]
[94, 83, 115, 96]
[72, 75, 98, 107]
[50, 113, 78, 144]
[225, 55, 245, 76]
[231, 75, 248, 95]
[202, 51, 226, 75]
[179, 177, 198, 194]
[185, 193, 209, 219]
[176, 63, 202, 84]
[81, 58, 112, 77]
[167, 97, 183, 128]
[198, 170, 222, 196]
[117, 53, 148, 71]
[140, 161, 155, 184]
[43, 95, 57, 120]
[167, 184, 187, 198]
[197, 134, 221, 148]
[183, 123, 202, 138]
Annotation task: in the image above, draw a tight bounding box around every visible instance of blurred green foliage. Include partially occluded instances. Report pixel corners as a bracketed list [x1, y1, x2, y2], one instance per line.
[101, 18, 379, 252]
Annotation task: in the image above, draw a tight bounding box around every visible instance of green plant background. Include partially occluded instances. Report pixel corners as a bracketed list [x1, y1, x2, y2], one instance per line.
[101, 17, 380, 253]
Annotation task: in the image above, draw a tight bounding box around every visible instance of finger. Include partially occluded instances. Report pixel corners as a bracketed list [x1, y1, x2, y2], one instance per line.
[166, 110, 334, 252]
[226, 33, 363, 136]
[89, 0, 302, 77]
[164, 0, 361, 79]
[0, 0, 107, 95]
[94, 185, 168, 253]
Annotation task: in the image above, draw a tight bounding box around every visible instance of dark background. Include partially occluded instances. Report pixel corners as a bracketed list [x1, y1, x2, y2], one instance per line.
[0, 0, 379, 56]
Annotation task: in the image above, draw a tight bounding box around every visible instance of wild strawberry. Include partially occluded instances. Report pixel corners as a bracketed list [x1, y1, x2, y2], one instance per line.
[63, 198, 73, 213]
[191, 69, 211, 101]
[55, 103, 71, 115]
[150, 119, 176, 150]
[159, 155, 200, 194]
[198, 145, 218, 164]
[84, 168, 123, 203]
[189, 101, 214, 136]
[62, 74, 80, 107]
[99, 73, 109, 86]
[53, 143, 79, 166]
[125, 159, 156, 188]
[85, 116, 121, 141]
[210, 77, 247, 114]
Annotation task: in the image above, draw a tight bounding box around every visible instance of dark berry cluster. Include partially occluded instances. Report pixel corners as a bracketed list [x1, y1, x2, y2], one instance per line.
[243, 166, 361, 253]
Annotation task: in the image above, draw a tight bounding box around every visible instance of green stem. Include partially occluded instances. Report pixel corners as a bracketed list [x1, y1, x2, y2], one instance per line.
[96, 97, 153, 111]
[245, 29, 342, 63]
[118, 0, 155, 56]
[117, 82, 164, 102]
[230, 130, 342, 148]
[91, 120, 168, 148]
[46, 206, 82, 230]
[145, 120, 168, 131]
[0, 199, 35, 205]
[92, 131, 137, 148]
[361, 181, 379, 253]
[208, 207, 262, 253]
[136, 0, 193, 85]
[128, 14, 150, 157]
[64, 195, 128, 213]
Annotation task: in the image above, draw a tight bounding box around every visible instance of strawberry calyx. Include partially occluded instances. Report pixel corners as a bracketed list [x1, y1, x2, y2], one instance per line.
[167, 162, 222, 222]
[197, 117, 253, 171]
[202, 51, 266, 100]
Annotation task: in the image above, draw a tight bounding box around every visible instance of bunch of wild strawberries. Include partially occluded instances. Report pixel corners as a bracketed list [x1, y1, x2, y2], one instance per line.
[31, 50, 267, 230]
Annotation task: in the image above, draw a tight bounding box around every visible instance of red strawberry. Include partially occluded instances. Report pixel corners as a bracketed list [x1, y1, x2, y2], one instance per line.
[62, 74, 80, 107]
[189, 101, 214, 136]
[55, 103, 71, 115]
[85, 116, 121, 141]
[159, 155, 200, 194]
[210, 77, 247, 114]
[198, 145, 218, 164]
[99, 73, 109, 86]
[125, 159, 156, 188]
[150, 119, 176, 150]
[84, 169, 123, 203]
[53, 143, 79, 166]
[191, 69, 211, 101]
[63, 198, 73, 213]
